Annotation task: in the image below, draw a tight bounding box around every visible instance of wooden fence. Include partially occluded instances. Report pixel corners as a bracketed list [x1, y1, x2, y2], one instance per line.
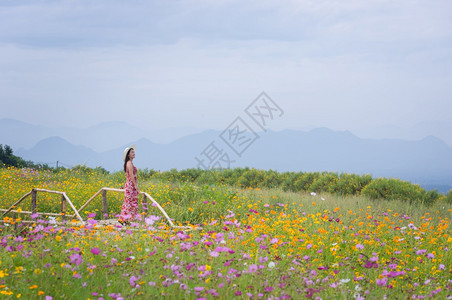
[1, 188, 191, 230]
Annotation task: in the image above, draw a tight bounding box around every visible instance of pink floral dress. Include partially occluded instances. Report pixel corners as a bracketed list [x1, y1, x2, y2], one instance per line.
[120, 163, 139, 221]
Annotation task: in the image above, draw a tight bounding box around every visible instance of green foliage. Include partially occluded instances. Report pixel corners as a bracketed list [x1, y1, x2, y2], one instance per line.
[361, 178, 440, 205]
[0, 144, 51, 170]
[330, 173, 373, 196]
[237, 168, 263, 188]
[137, 168, 158, 181]
[309, 172, 339, 193]
[0, 144, 29, 168]
[445, 190, 452, 204]
[293, 172, 320, 192]
[71, 164, 109, 175]
[280, 172, 303, 192]
[237, 169, 282, 189]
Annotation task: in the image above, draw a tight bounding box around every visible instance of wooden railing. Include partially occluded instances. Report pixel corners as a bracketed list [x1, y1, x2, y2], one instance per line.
[78, 187, 191, 230]
[1, 188, 191, 230]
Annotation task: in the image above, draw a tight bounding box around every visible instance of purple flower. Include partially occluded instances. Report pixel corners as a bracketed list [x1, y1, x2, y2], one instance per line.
[90, 247, 101, 255]
[416, 249, 427, 255]
[194, 287, 204, 292]
[69, 253, 83, 266]
[376, 277, 388, 286]
[209, 251, 219, 257]
[248, 264, 258, 273]
[129, 275, 139, 287]
[427, 253, 434, 259]
[270, 238, 279, 244]
[356, 244, 364, 250]
[438, 264, 445, 270]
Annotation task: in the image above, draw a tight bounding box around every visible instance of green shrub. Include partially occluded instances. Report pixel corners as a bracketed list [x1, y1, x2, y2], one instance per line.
[195, 169, 221, 185]
[237, 169, 267, 188]
[330, 173, 373, 196]
[309, 172, 339, 193]
[261, 169, 283, 189]
[138, 168, 159, 181]
[280, 172, 304, 192]
[293, 172, 320, 192]
[361, 178, 438, 204]
[445, 190, 452, 204]
[216, 168, 249, 185]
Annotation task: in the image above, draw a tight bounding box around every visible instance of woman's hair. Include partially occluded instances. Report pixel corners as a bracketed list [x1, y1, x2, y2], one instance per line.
[123, 148, 132, 172]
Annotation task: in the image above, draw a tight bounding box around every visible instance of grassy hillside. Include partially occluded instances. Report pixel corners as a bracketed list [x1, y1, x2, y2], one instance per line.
[0, 166, 451, 299]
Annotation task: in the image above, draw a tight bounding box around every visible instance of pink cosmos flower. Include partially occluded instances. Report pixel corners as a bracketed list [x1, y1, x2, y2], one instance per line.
[248, 264, 258, 273]
[209, 251, 220, 257]
[90, 247, 101, 255]
[376, 277, 388, 286]
[129, 275, 139, 287]
[69, 253, 83, 266]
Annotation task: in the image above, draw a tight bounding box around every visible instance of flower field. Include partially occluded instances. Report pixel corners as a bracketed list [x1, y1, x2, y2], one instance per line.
[0, 167, 451, 299]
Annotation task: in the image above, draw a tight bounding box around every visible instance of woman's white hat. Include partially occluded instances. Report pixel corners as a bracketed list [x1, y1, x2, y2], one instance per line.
[122, 145, 136, 162]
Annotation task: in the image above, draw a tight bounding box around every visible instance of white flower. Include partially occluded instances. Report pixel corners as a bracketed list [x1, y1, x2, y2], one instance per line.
[355, 284, 362, 292]
[268, 262, 276, 269]
[310, 192, 317, 196]
[339, 278, 350, 284]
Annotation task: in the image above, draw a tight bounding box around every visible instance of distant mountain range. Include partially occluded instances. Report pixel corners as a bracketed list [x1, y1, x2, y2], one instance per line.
[1, 118, 451, 193]
[0, 118, 202, 152]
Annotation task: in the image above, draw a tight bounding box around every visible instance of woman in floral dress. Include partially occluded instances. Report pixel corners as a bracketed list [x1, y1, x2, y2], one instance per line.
[119, 145, 139, 225]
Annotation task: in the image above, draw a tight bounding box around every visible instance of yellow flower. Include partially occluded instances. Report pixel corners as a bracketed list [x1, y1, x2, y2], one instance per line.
[0, 291, 13, 296]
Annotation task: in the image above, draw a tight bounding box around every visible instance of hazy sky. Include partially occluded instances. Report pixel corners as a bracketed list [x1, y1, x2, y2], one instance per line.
[1, 0, 451, 136]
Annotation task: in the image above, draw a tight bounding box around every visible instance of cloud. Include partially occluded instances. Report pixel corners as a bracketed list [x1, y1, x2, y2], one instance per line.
[0, 0, 451, 136]
[2, 0, 451, 48]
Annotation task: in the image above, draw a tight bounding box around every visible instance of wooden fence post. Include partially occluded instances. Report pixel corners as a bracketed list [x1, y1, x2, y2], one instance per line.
[102, 189, 108, 220]
[31, 189, 37, 214]
[61, 194, 66, 222]
[142, 193, 148, 216]
[13, 212, 17, 231]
